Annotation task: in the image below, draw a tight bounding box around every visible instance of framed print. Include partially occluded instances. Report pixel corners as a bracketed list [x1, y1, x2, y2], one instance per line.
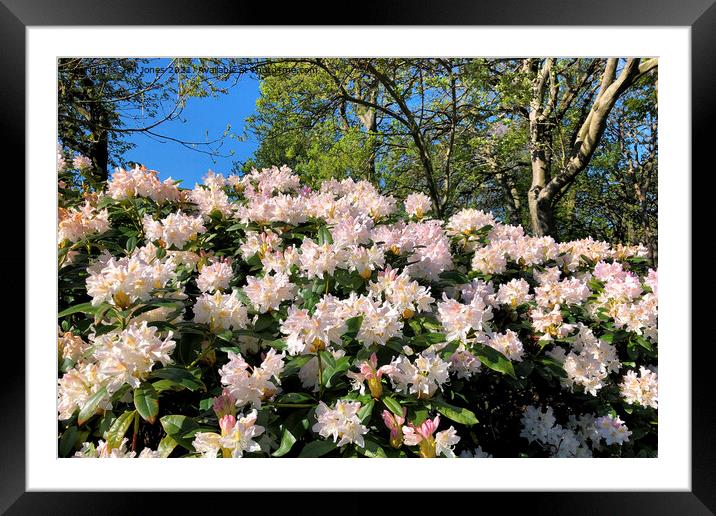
[4, 0, 714, 513]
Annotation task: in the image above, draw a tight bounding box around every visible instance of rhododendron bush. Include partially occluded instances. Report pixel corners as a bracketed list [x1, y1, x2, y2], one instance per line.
[57, 157, 658, 459]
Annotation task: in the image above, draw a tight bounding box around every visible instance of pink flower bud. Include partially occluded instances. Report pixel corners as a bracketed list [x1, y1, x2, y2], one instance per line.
[219, 414, 236, 435]
[212, 389, 237, 419]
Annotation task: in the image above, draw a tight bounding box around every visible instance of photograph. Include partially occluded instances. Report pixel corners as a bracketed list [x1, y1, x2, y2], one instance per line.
[56, 57, 659, 460]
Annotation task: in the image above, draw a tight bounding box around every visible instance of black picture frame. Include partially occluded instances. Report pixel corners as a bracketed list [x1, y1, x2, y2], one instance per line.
[3, 1, 711, 513]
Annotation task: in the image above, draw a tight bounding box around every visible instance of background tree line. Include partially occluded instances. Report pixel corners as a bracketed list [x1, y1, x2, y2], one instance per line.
[58, 57, 658, 262]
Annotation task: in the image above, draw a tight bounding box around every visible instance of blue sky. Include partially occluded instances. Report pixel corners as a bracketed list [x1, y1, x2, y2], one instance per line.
[121, 64, 261, 188]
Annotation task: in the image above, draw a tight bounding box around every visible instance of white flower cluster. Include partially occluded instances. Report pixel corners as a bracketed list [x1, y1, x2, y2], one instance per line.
[142, 211, 206, 250]
[547, 324, 620, 396]
[437, 294, 494, 343]
[619, 366, 658, 409]
[58, 321, 175, 420]
[107, 165, 181, 203]
[219, 349, 285, 408]
[74, 438, 159, 458]
[520, 405, 629, 457]
[193, 291, 249, 332]
[312, 400, 369, 448]
[196, 258, 233, 293]
[58, 201, 111, 243]
[86, 244, 178, 308]
[386, 348, 451, 399]
[243, 273, 297, 313]
[193, 410, 265, 458]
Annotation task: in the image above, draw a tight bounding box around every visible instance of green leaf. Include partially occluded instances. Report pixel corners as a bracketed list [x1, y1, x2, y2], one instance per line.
[358, 399, 375, 423]
[157, 434, 178, 458]
[439, 270, 470, 285]
[275, 392, 316, 404]
[126, 235, 138, 253]
[298, 439, 337, 458]
[433, 399, 479, 426]
[105, 410, 136, 449]
[77, 386, 109, 426]
[150, 367, 206, 392]
[58, 302, 98, 318]
[343, 316, 363, 337]
[160, 415, 199, 451]
[382, 396, 404, 418]
[272, 427, 298, 457]
[412, 333, 447, 346]
[317, 225, 333, 245]
[360, 438, 387, 457]
[134, 383, 159, 423]
[59, 426, 80, 457]
[472, 344, 516, 378]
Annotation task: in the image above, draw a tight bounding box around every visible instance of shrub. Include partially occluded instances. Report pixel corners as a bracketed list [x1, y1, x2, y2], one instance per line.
[57, 159, 657, 459]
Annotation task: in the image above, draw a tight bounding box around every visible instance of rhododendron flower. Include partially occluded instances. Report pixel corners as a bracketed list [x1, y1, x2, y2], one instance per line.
[449, 344, 482, 379]
[346, 353, 394, 398]
[298, 238, 344, 279]
[620, 366, 658, 409]
[142, 211, 206, 250]
[193, 410, 265, 458]
[188, 183, 233, 217]
[369, 266, 434, 317]
[196, 258, 233, 293]
[381, 408, 407, 448]
[75, 438, 136, 458]
[244, 273, 296, 313]
[446, 208, 495, 236]
[213, 389, 238, 419]
[85, 245, 178, 308]
[58, 330, 89, 362]
[219, 349, 285, 409]
[404, 192, 432, 219]
[437, 293, 494, 343]
[387, 349, 451, 399]
[403, 415, 460, 458]
[58, 362, 112, 421]
[58, 202, 110, 243]
[595, 415, 631, 445]
[313, 400, 369, 448]
[547, 324, 620, 396]
[193, 291, 249, 332]
[496, 278, 533, 307]
[486, 330, 524, 362]
[107, 165, 180, 203]
[92, 321, 176, 392]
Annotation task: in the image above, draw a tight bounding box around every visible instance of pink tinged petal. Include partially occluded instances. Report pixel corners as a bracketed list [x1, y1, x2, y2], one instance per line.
[219, 415, 236, 435]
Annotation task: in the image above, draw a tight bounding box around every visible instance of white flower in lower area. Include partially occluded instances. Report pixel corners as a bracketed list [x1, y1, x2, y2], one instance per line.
[243, 273, 296, 313]
[620, 366, 658, 409]
[219, 349, 285, 409]
[74, 438, 136, 458]
[312, 400, 368, 448]
[387, 349, 451, 399]
[218, 411, 265, 457]
[92, 321, 176, 392]
[595, 415, 631, 446]
[459, 446, 493, 458]
[196, 258, 233, 293]
[193, 291, 249, 332]
[486, 329, 524, 362]
[57, 362, 112, 421]
[193, 432, 223, 459]
[402, 415, 460, 458]
[193, 411, 265, 458]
